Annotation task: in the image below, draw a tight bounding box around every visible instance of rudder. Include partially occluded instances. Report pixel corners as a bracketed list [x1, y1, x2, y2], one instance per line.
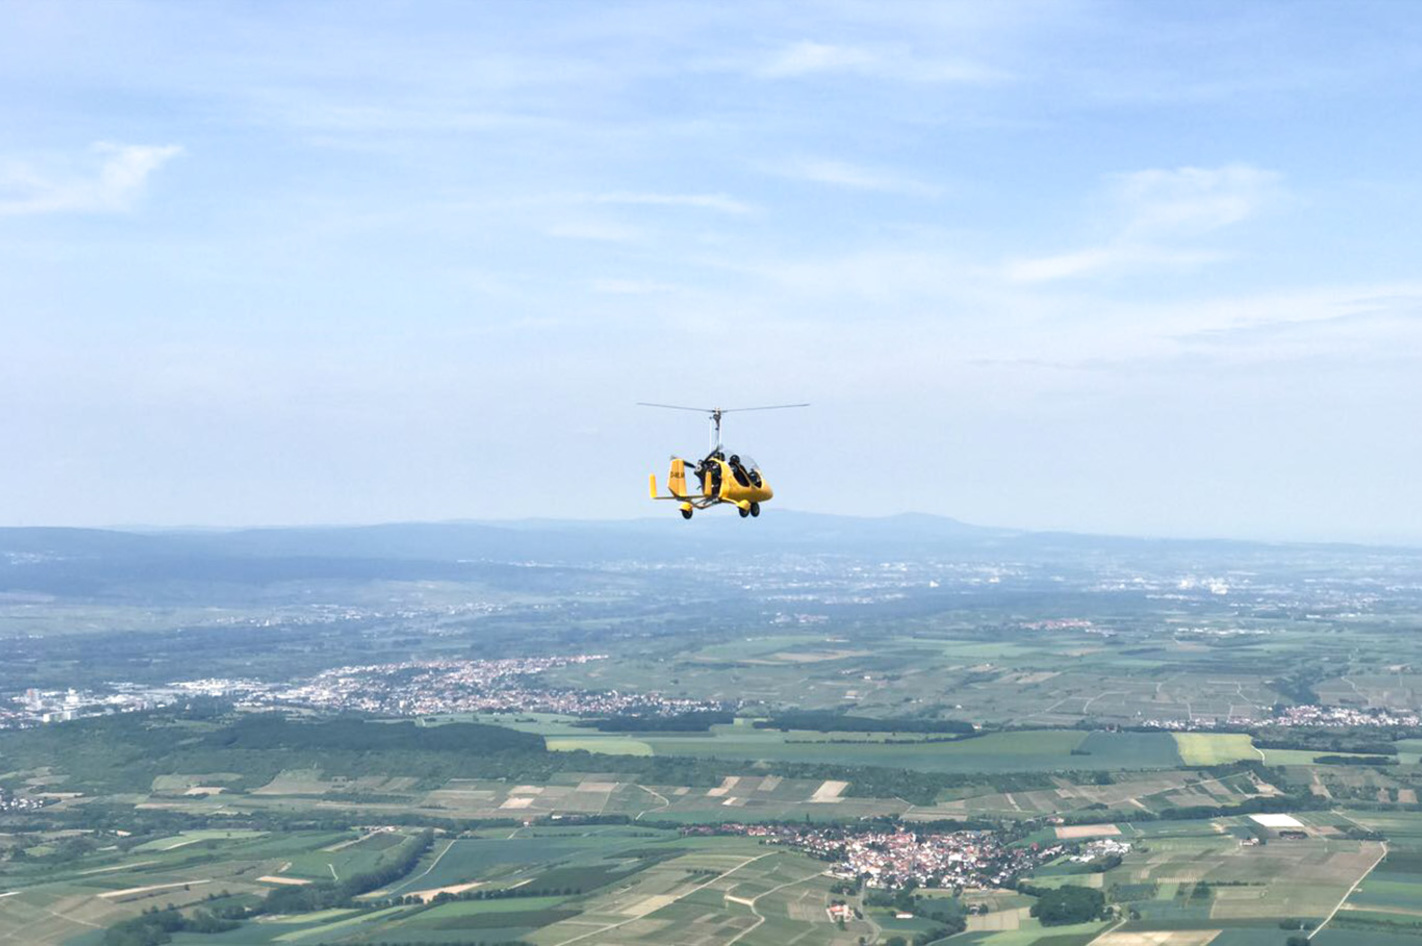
[668, 458, 688, 497]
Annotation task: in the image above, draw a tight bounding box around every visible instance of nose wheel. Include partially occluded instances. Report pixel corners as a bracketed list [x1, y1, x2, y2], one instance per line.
[750, 502, 760, 517]
[681, 508, 693, 520]
[738, 506, 750, 518]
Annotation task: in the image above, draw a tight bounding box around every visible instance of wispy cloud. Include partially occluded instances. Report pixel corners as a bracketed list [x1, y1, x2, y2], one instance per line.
[1166, 286, 1422, 357]
[545, 219, 644, 242]
[1006, 163, 1279, 282]
[586, 192, 755, 214]
[0, 142, 183, 215]
[1004, 246, 1224, 282]
[778, 158, 943, 197]
[756, 40, 1003, 83]
[759, 41, 877, 78]
[590, 278, 677, 295]
[1114, 164, 1279, 237]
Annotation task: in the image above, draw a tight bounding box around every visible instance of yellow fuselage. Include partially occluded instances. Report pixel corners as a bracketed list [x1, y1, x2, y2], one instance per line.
[651, 457, 772, 514]
[705, 458, 773, 504]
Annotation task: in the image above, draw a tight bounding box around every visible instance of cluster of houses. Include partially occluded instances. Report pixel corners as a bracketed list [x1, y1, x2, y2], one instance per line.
[1068, 838, 1132, 864]
[7, 654, 727, 728]
[267, 655, 723, 717]
[1145, 702, 1421, 731]
[0, 788, 46, 813]
[712, 823, 1064, 890]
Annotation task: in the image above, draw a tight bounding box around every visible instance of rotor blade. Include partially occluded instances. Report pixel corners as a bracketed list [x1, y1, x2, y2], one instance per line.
[718, 403, 810, 413]
[636, 402, 716, 413]
[638, 402, 810, 413]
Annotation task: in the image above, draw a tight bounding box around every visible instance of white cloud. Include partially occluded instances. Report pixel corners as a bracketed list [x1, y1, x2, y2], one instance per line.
[756, 40, 1002, 83]
[780, 158, 943, 197]
[0, 142, 183, 215]
[1006, 163, 1279, 282]
[1004, 247, 1121, 283]
[760, 41, 878, 78]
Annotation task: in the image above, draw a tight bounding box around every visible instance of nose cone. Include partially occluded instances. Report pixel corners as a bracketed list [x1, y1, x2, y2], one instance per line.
[764, 484, 774, 500]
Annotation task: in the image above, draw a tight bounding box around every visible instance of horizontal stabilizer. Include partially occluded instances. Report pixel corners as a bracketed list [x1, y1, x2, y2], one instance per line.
[652, 465, 707, 501]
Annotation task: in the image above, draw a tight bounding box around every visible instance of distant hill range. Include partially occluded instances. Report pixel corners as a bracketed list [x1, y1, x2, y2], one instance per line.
[0, 513, 1412, 602]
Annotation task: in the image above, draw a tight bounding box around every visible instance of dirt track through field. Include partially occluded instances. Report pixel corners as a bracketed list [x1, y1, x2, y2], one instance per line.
[1310, 840, 1388, 939]
[722, 870, 827, 946]
[548, 853, 773, 946]
[99, 879, 210, 899]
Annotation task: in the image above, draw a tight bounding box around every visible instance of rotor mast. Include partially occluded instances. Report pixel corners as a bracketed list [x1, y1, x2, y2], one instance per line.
[709, 408, 724, 454]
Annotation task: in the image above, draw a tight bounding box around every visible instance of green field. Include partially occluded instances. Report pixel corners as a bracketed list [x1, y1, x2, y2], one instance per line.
[378, 828, 668, 898]
[546, 735, 655, 755]
[555, 726, 1189, 773]
[284, 830, 420, 883]
[1322, 841, 1422, 939]
[0, 829, 359, 946]
[131, 829, 269, 852]
[1173, 733, 1260, 765]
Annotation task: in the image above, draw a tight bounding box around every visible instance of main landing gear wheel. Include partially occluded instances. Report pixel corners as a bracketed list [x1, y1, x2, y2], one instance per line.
[738, 506, 750, 518]
[750, 502, 760, 517]
[681, 508, 693, 520]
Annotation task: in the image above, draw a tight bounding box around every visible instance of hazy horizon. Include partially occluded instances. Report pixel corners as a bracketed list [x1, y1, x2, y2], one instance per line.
[8, 509, 1415, 550]
[5, 2, 1421, 544]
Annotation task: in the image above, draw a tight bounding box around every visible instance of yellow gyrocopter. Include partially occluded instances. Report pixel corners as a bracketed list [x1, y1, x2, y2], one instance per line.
[641, 402, 807, 520]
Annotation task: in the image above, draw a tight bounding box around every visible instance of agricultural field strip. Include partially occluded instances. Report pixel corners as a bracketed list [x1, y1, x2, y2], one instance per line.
[321, 835, 364, 852]
[271, 903, 407, 941]
[1313, 840, 1389, 938]
[75, 860, 158, 875]
[548, 852, 773, 946]
[0, 897, 108, 941]
[98, 879, 211, 899]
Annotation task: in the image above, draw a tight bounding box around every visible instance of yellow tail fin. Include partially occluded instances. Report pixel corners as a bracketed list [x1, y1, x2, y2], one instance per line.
[668, 458, 688, 497]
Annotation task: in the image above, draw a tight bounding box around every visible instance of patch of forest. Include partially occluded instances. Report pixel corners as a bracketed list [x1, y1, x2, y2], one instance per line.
[753, 711, 977, 735]
[572, 710, 735, 732]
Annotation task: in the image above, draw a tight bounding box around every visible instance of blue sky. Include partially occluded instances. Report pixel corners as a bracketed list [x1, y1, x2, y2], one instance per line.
[3, 1, 1421, 541]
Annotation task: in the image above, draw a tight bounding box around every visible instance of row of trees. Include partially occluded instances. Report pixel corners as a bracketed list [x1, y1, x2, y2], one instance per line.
[102, 907, 239, 946]
[754, 711, 976, 735]
[573, 710, 735, 732]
